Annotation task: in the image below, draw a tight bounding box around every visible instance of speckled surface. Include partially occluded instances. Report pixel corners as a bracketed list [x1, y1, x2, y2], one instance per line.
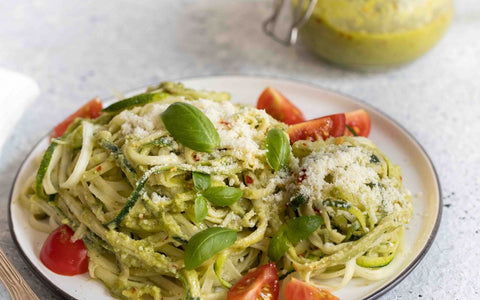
[0, 0, 479, 299]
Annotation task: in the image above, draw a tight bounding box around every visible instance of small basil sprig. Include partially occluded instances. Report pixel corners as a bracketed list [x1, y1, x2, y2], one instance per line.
[266, 129, 290, 172]
[161, 102, 220, 153]
[202, 186, 243, 207]
[193, 171, 242, 207]
[192, 172, 212, 223]
[193, 172, 210, 222]
[194, 195, 208, 222]
[268, 215, 323, 261]
[268, 232, 292, 262]
[193, 172, 211, 192]
[184, 227, 237, 270]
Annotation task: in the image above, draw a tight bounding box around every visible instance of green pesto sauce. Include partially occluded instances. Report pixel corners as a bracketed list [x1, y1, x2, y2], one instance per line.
[295, 0, 453, 70]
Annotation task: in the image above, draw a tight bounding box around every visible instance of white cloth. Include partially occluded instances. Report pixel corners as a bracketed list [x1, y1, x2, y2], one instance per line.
[0, 69, 39, 156]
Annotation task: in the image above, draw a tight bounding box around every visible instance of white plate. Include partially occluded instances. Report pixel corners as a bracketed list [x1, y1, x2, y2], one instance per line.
[9, 75, 441, 300]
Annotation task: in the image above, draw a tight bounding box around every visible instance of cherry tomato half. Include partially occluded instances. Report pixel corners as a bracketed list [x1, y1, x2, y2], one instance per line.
[40, 225, 89, 276]
[227, 263, 279, 300]
[257, 87, 306, 125]
[285, 278, 339, 300]
[287, 113, 346, 143]
[344, 109, 371, 137]
[52, 98, 103, 138]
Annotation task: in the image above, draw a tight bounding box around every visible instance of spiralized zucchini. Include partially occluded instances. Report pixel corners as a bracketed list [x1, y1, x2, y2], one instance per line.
[20, 82, 412, 299]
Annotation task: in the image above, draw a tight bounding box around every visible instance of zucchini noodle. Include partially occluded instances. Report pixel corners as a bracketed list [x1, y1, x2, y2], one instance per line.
[19, 82, 412, 299]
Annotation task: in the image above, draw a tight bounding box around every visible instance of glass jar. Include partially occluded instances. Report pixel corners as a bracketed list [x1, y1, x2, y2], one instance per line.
[264, 0, 453, 70]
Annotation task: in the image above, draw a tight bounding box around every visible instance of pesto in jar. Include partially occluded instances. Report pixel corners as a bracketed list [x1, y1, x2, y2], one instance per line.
[295, 0, 453, 70]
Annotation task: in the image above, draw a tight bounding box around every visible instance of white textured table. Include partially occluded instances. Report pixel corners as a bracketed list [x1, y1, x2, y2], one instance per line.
[0, 1, 479, 299]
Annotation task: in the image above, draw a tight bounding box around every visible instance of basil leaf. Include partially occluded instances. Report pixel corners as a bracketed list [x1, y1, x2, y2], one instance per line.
[194, 195, 208, 222]
[284, 215, 324, 244]
[268, 215, 323, 261]
[184, 227, 237, 270]
[193, 172, 211, 192]
[202, 186, 243, 207]
[103, 92, 168, 112]
[266, 129, 290, 171]
[161, 102, 220, 153]
[268, 231, 292, 261]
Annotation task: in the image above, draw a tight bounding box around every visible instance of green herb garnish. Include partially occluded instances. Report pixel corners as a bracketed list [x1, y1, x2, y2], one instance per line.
[194, 196, 208, 222]
[266, 128, 291, 172]
[202, 186, 243, 207]
[184, 227, 237, 270]
[193, 172, 211, 192]
[268, 215, 323, 261]
[161, 102, 220, 153]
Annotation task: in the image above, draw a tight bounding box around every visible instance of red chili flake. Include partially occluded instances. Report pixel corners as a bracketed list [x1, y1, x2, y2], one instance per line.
[245, 175, 254, 185]
[297, 168, 307, 183]
[96, 165, 102, 171]
[313, 206, 321, 214]
[298, 253, 305, 258]
[131, 287, 136, 292]
[164, 235, 169, 241]
[220, 119, 231, 127]
[193, 153, 200, 161]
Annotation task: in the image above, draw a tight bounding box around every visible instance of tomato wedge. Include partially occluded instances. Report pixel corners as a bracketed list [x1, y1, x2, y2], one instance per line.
[344, 109, 371, 137]
[227, 263, 279, 300]
[257, 87, 306, 125]
[40, 225, 89, 276]
[52, 98, 103, 138]
[285, 278, 339, 300]
[287, 113, 346, 143]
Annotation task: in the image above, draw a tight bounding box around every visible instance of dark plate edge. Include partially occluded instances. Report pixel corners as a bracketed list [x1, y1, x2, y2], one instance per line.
[7, 74, 443, 300]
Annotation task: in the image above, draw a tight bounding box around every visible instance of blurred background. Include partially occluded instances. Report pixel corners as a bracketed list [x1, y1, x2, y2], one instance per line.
[0, 0, 479, 299]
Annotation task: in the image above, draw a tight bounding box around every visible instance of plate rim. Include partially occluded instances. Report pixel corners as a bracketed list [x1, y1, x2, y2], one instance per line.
[8, 74, 442, 300]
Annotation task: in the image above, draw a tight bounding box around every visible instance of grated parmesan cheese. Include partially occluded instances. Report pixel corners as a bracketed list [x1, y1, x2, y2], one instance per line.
[293, 142, 410, 220]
